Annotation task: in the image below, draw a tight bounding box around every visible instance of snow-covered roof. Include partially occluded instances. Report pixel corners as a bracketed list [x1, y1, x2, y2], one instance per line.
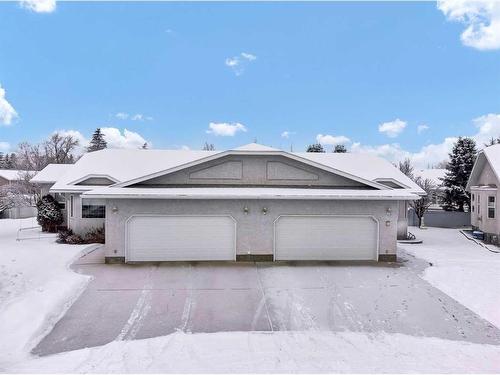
[0, 169, 34, 181]
[414, 169, 446, 186]
[31, 164, 74, 184]
[50, 149, 219, 192]
[232, 143, 280, 152]
[49, 144, 425, 195]
[467, 144, 500, 191]
[296, 152, 424, 194]
[82, 187, 419, 201]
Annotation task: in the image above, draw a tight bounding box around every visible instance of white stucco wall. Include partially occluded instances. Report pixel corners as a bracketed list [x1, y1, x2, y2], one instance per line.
[103, 198, 399, 260]
[134, 155, 370, 188]
[470, 161, 500, 236]
[66, 193, 105, 235]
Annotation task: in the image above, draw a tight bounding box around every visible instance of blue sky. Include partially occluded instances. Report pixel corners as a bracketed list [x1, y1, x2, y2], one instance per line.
[1, 0, 500, 167]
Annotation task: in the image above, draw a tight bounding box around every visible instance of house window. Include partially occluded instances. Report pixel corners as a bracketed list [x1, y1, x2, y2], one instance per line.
[478, 195, 480, 215]
[70, 195, 74, 218]
[472, 194, 475, 202]
[488, 196, 495, 219]
[81, 199, 106, 219]
[55, 193, 65, 210]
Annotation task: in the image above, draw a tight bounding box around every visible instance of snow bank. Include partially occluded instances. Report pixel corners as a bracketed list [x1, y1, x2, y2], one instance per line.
[0, 218, 92, 368]
[9, 330, 500, 373]
[401, 227, 500, 329]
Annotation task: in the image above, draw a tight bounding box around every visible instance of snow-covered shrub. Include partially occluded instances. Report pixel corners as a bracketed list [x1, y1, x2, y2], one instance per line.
[56, 228, 73, 244]
[65, 233, 85, 245]
[36, 195, 63, 232]
[84, 226, 105, 244]
[57, 226, 105, 244]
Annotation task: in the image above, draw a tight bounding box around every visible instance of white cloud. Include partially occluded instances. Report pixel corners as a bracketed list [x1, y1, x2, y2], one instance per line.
[281, 131, 296, 139]
[316, 134, 351, 145]
[349, 113, 500, 168]
[351, 138, 457, 169]
[115, 112, 129, 120]
[417, 124, 430, 134]
[471, 113, 500, 145]
[206, 122, 247, 137]
[225, 52, 257, 76]
[57, 127, 150, 151]
[20, 0, 56, 13]
[438, 0, 500, 50]
[240, 52, 257, 61]
[101, 127, 150, 149]
[0, 84, 18, 126]
[0, 142, 10, 152]
[378, 119, 407, 138]
[115, 113, 153, 121]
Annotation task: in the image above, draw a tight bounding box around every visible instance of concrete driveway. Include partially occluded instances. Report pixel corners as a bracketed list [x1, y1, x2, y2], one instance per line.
[33, 248, 500, 356]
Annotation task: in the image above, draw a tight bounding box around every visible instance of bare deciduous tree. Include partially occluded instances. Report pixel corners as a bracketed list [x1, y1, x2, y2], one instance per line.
[15, 132, 80, 171]
[398, 158, 414, 179]
[43, 133, 79, 164]
[409, 177, 435, 228]
[0, 184, 34, 215]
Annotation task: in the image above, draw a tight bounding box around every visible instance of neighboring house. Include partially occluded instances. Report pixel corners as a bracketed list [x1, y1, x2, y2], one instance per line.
[0, 169, 32, 186]
[413, 169, 446, 208]
[36, 143, 423, 263]
[0, 169, 37, 219]
[31, 164, 74, 225]
[467, 144, 500, 244]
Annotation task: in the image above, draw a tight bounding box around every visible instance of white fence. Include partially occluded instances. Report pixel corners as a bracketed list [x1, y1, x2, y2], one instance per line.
[1, 206, 37, 219]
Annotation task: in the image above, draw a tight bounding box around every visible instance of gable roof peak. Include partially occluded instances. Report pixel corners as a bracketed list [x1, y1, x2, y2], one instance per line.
[232, 143, 280, 152]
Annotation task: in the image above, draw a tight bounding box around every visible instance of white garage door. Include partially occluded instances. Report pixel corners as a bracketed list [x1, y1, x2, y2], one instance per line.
[275, 215, 378, 261]
[127, 215, 235, 261]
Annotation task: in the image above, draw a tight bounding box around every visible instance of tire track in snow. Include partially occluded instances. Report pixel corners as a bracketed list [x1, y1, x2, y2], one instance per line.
[115, 265, 156, 341]
[179, 264, 194, 332]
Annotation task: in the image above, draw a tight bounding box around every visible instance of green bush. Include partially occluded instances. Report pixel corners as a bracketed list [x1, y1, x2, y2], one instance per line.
[65, 233, 85, 245]
[84, 226, 105, 244]
[57, 226, 105, 245]
[37, 195, 63, 232]
[56, 228, 73, 244]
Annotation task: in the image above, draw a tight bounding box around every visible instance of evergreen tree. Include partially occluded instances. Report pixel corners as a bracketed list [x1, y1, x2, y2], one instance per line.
[0, 152, 4, 168]
[333, 144, 347, 153]
[141, 142, 148, 149]
[4, 154, 11, 169]
[8, 153, 17, 169]
[441, 137, 477, 212]
[36, 194, 63, 232]
[202, 142, 215, 151]
[485, 137, 500, 147]
[306, 143, 325, 153]
[87, 128, 107, 152]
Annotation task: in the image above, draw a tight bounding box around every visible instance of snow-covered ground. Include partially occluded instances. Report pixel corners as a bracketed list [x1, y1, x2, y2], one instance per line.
[0, 218, 91, 369]
[401, 226, 500, 329]
[1, 219, 500, 373]
[9, 330, 500, 373]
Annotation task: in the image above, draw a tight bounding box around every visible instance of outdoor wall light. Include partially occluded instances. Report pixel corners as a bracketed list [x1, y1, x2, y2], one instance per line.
[386, 207, 392, 217]
[243, 206, 249, 214]
[112, 206, 119, 213]
[262, 207, 268, 215]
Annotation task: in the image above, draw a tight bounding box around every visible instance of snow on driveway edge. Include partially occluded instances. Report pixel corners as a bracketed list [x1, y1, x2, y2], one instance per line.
[400, 227, 500, 329]
[0, 243, 99, 368]
[27, 245, 101, 354]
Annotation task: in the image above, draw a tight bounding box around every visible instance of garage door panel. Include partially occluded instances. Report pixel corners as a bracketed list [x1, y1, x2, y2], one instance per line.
[127, 216, 235, 261]
[275, 216, 378, 261]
